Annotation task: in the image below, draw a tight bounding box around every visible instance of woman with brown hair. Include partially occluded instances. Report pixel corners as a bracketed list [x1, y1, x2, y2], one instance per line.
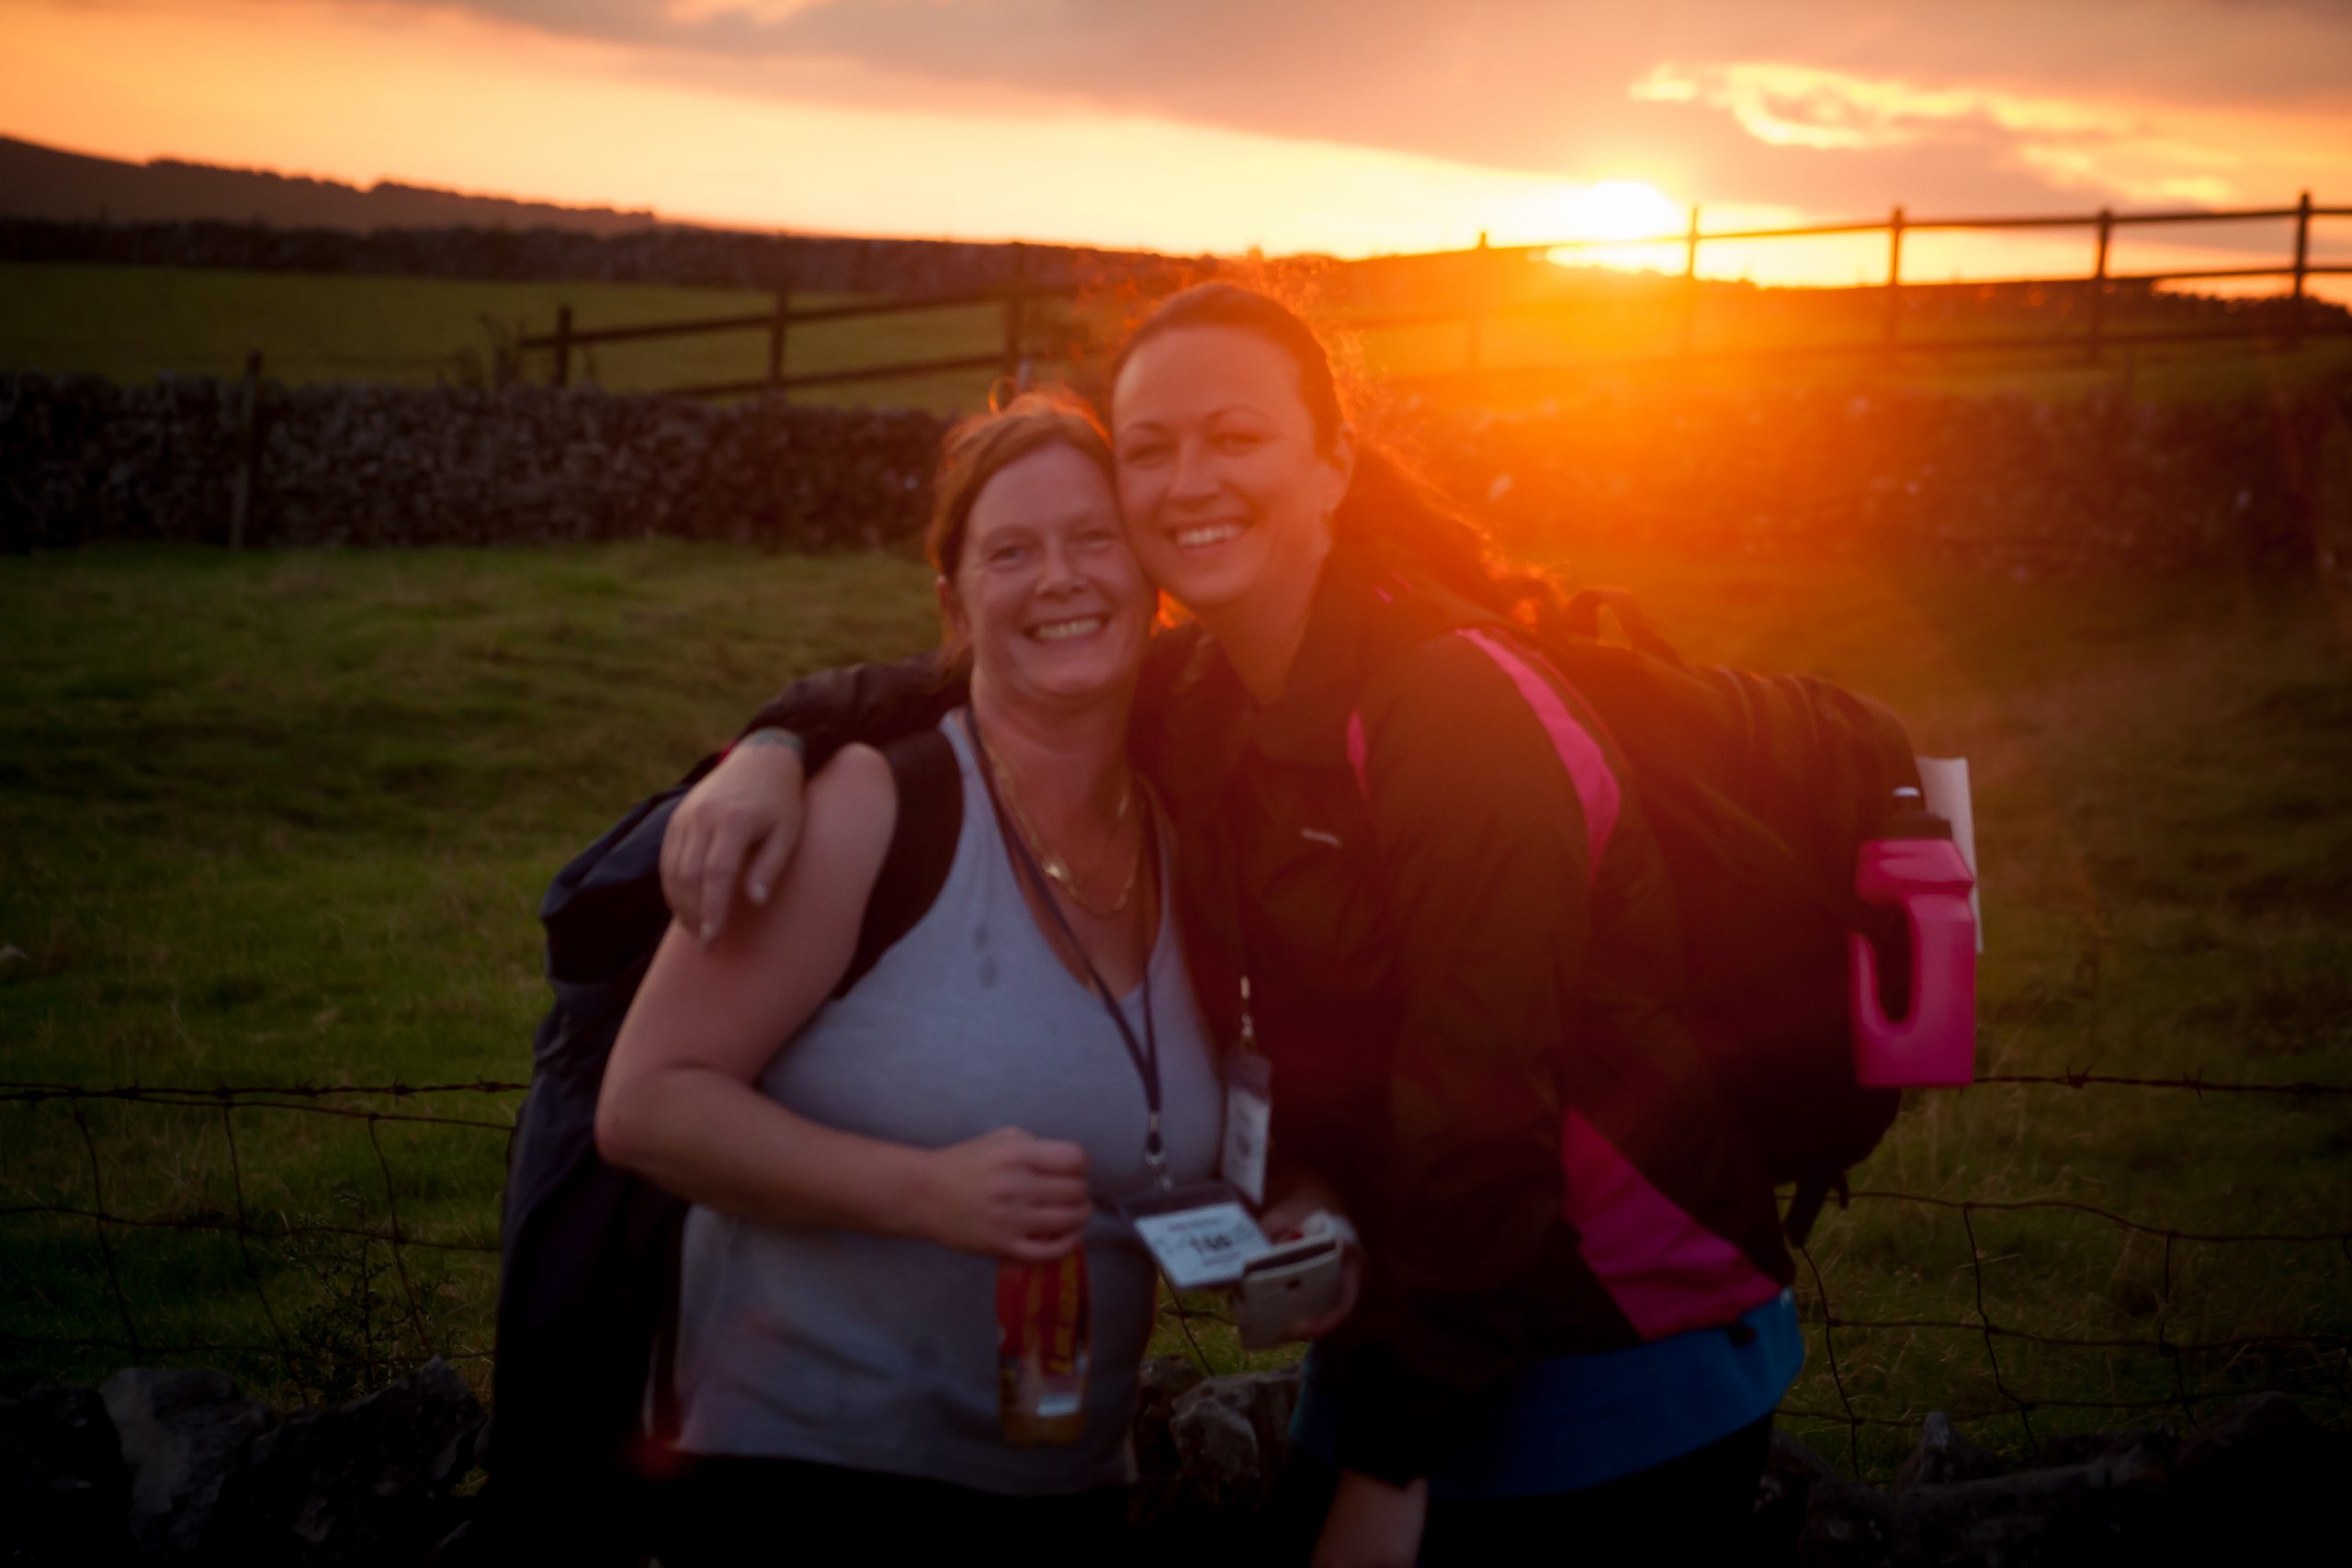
[668, 286, 1802, 1564]
[594, 391, 1225, 1559]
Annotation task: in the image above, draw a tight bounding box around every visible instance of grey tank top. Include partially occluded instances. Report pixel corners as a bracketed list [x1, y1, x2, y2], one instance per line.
[673, 711, 1224, 1494]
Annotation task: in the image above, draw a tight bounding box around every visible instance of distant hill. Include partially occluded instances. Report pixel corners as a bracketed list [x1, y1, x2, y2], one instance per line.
[0, 133, 662, 236]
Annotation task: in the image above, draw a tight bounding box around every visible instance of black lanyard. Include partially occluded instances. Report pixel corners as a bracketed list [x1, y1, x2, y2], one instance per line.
[968, 713, 1169, 1190]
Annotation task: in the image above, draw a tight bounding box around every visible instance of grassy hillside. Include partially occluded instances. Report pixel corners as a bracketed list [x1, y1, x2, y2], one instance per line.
[0, 263, 1017, 412]
[2, 543, 2348, 1476]
[0, 133, 659, 234]
[1343, 266, 2352, 404]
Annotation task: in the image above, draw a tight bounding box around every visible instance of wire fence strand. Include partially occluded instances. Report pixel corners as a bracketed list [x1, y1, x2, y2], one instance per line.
[5, 1076, 2347, 1480]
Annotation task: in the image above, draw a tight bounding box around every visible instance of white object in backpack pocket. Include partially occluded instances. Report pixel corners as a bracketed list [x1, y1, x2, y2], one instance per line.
[1916, 756, 1983, 953]
[1232, 1234, 1346, 1350]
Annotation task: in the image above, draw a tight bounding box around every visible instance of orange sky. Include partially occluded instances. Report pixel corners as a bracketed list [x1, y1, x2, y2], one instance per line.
[6, 0, 2349, 292]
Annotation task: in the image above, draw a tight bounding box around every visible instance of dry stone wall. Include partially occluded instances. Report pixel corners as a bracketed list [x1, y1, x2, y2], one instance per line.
[1442, 380, 2352, 575]
[5, 370, 2348, 572]
[0, 217, 1197, 298]
[1, 374, 944, 553]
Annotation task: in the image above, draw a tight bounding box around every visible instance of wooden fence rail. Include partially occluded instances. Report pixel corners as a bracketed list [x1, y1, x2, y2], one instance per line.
[504, 242, 1080, 399]
[1344, 192, 2352, 382]
[504, 198, 2352, 400]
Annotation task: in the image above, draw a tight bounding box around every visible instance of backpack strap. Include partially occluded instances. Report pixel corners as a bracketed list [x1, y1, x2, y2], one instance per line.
[833, 726, 964, 997]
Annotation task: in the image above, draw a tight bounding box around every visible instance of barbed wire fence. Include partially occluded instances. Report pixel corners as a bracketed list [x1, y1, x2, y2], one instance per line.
[1, 1080, 513, 1401]
[4, 1071, 2347, 1482]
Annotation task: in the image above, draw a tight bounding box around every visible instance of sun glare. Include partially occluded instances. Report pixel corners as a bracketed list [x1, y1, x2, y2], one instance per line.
[1566, 181, 1685, 243]
[1536, 181, 1690, 274]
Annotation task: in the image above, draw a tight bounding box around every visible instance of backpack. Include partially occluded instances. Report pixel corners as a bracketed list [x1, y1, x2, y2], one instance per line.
[465, 727, 964, 1564]
[1535, 587, 1922, 1247]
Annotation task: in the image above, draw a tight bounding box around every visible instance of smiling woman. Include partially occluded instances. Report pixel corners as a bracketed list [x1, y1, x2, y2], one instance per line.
[931, 404, 1156, 711]
[1111, 324, 1354, 679]
[592, 388, 1226, 1560]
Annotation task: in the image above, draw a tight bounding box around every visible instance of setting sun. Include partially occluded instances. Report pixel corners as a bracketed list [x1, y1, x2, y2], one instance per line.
[1563, 180, 1687, 243]
[1537, 180, 1692, 276]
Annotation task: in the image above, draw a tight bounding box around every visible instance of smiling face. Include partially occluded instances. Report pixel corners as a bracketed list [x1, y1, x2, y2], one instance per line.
[1111, 324, 1353, 620]
[942, 440, 1154, 712]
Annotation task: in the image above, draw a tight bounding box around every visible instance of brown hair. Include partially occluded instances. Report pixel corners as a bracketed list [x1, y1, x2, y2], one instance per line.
[925, 389, 1117, 670]
[926, 389, 1115, 576]
[1109, 281, 1574, 639]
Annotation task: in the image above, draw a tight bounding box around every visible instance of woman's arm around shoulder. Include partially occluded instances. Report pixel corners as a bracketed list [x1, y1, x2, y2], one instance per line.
[671, 626, 1204, 944]
[665, 652, 966, 944]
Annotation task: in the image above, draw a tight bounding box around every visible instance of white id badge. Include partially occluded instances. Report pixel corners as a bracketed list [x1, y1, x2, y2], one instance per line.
[1221, 1048, 1273, 1208]
[1122, 1181, 1272, 1292]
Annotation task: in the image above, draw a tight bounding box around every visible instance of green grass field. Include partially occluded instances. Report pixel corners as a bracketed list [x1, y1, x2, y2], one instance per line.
[1341, 272, 2352, 405]
[3, 543, 2349, 1477]
[0, 262, 1022, 412]
[10, 259, 2351, 417]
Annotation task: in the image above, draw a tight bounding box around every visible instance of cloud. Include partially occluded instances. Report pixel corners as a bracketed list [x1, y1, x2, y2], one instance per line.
[338, 0, 2352, 215]
[394, 0, 2352, 117]
[1634, 64, 2133, 155]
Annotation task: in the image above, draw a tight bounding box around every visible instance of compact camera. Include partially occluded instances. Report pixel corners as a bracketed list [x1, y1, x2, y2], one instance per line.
[1231, 1232, 1347, 1350]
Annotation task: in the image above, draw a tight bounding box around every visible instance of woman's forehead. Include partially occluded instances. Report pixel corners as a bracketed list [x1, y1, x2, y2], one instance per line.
[1114, 326, 1307, 428]
[967, 443, 1118, 534]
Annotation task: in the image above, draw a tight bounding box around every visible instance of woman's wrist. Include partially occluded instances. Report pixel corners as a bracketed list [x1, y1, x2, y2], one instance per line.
[727, 726, 807, 764]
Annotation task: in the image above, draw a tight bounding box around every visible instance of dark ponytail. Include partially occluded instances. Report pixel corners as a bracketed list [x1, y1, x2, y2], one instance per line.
[1112, 281, 1574, 641]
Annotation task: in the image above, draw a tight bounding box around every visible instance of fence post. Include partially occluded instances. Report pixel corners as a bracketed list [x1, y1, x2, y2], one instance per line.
[1680, 206, 1702, 356]
[228, 350, 261, 551]
[2086, 208, 2113, 365]
[1883, 205, 1906, 361]
[1466, 231, 1489, 382]
[767, 286, 790, 396]
[552, 304, 573, 389]
[2289, 189, 2312, 352]
[1001, 243, 1027, 392]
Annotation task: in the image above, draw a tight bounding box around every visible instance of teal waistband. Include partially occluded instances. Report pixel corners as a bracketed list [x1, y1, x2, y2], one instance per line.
[1292, 1288, 1804, 1499]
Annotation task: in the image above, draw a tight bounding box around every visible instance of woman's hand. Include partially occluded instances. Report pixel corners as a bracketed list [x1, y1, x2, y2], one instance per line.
[1311, 1472, 1428, 1568]
[915, 1127, 1093, 1262]
[661, 729, 807, 944]
[1258, 1179, 1365, 1340]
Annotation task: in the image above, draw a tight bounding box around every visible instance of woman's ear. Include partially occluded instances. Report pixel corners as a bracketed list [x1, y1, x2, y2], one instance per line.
[1323, 423, 1357, 522]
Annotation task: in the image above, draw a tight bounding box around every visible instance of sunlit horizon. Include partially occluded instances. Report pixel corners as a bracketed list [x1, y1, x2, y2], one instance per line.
[6, 0, 2349, 299]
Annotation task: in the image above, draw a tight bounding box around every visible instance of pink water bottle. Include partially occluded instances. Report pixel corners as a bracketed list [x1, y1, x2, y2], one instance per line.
[1849, 786, 1978, 1087]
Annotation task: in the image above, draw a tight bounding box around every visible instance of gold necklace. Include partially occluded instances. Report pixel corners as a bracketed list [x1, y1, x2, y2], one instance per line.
[979, 735, 1141, 919]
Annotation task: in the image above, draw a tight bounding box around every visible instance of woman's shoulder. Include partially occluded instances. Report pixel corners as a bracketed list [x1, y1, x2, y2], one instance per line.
[1357, 619, 1620, 791]
[803, 733, 977, 998]
[809, 739, 897, 814]
[793, 741, 901, 894]
[1360, 615, 1549, 722]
